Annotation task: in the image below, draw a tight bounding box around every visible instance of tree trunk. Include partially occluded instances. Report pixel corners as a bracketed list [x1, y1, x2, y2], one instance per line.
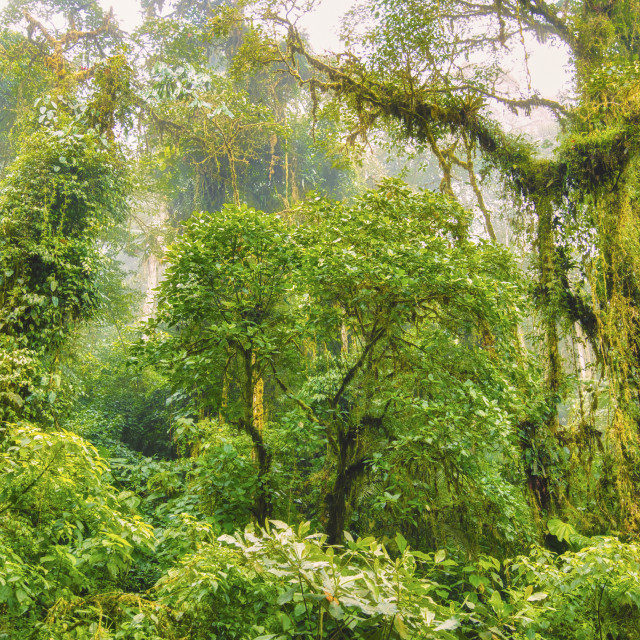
[140, 201, 168, 322]
[243, 348, 271, 526]
[537, 198, 563, 428]
[521, 197, 562, 513]
[326, 468, 349, 545]
[326, 425, 367, 544]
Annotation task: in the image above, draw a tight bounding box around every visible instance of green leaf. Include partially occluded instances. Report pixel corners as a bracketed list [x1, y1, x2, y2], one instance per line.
[279, 612, 292, 631]
[393, 615, 410, 639]
[277, 588, 296, 605]
[548, 519, 577, 543]
[469, 574, 483, 588]
[132, 613, 145, 625]
[435, 617, 459, 631]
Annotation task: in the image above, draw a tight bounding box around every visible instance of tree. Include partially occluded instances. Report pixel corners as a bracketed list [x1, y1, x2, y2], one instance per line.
[0, 126, 128, 345]
[286, 181, 534, 544]
[0, 113, 128, 421]
[143, 204, 305, 524]
[142, 180, 536, 546]
[132, 0, 357, 225]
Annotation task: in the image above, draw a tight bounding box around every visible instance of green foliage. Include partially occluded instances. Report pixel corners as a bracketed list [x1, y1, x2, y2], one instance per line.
[290, 181, 535, 546]
[512, 533, 640, 639]
[0, 336, 53, 422]
[0, 124, 129, 420]
[0, 126, 128, 350]
[139, 179, 537, 549]
[153, 203, 303, 373]
[0, 422, 154, 634]
[5, 3, 640, 639]
[0, 29, 55, 166]
[152, 521, 542, 640]
[67, 327, 175, 458]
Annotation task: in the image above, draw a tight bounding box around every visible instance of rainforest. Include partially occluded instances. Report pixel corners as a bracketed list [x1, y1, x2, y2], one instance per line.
[2, 0, 640, 638]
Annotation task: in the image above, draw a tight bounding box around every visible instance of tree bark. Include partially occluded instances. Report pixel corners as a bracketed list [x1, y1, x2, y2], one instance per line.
[243, 348, 271, 525]
[326, 451, 367, 545]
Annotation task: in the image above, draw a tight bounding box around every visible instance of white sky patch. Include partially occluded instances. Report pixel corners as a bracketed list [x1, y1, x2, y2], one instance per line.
[99, 0, 143, 32]
[527, 40, 574, 99]
[298, 0, 355, 51]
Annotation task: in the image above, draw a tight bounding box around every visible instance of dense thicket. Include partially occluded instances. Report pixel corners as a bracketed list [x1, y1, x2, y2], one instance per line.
[2, 0, 640, 638]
